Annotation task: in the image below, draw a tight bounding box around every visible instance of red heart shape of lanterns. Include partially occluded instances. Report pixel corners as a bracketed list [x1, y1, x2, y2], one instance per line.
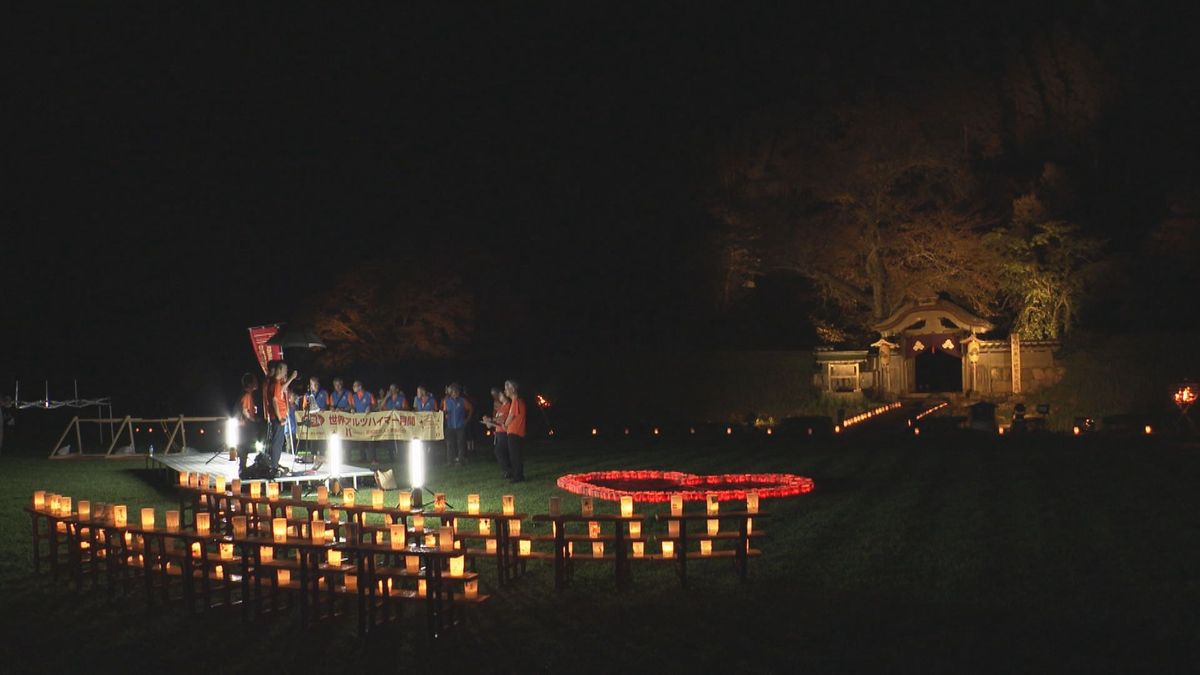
[556, 470, 814, 503]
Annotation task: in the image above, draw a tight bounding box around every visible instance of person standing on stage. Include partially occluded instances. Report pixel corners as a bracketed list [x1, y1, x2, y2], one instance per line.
[350, 380, 375, 413]
[503, 379, 527, 482]
[382, 384, 407, 411]
[481, 387, 511, 478]
[236, 372, 260, 475]
[264, 361, 296, 473]
[329, 378, 351, 412]
[443, 383, 471, 465]
[305, 376, 330, 411]
[414, 386, 438, 412]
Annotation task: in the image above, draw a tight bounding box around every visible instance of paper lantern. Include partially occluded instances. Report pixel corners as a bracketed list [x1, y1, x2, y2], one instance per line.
[620, 496, 633, 518]
[198, 473, 209, 490]
[668, 521, 679, 537]
[317, 485, 329, 505]
[312, 521, 327, 544]
[215, 475, 226, 493]
[214, 564, 224, 579]
[592, 542, 604, 557]
[191, 542, 202, 558]
[747, 517, 754, 535]
[267, 483, 280, 501]
[548, 496, 560, 516]
[588, 521, 600, 539]
[196, 512, 210, 535]
[670, 494, 683, 516]
[632, 541, 644, 558]
[372, 489, 384, 509]
[61, 497, 72, 517]
[56, 521, 67, 533]
[581, 497, 593, 517]
[328, 550, 342, 567]
[285, 506, 295, 519]
[345, 573, 357, 592]
[389, 524, 405, 550]
[452, 518, 460, 532]
[746, 491, 759, 514]
[375, 531, 384, 545]
[700, 540, 712, 556]
[520, 540, 532, 557]
[272, 517, 287, 543]
[567, 541, 574, 556]
[220, 543, 234, 560]
[706, 493, 719, 515]
[467, 494, 480, 515]
[324, 527, 334, 543]
[661, 541, 674, 558]
[140, 507, 155, 530]
[179, 472, 190, 486]
[412, 514, 425, 532]
[405, 555, 420, 573]
[629, 521, 641, 538]
[249, 482, 261, 499]
[398, 490, 412, 512]
[231, 479, 241, 494]
[78, 500, 90, 521]
[343, 488, 356, 507]
[707, 519, 719, 536]
[479, 518, 492, 536]
[486, 539, 497, 554]
[509, 519, 521, 536]
[464, 579, 478, 599]
[277, 569, 290, 586]
[424, 533, 435, 547]
[450, 556, 464, 576]
[33, 491, 45, 511]
[291, 484, 301, 501]
[502, 495, 515, 516]
[439, 526, 454, 551]
[47, 494, 58, 516]
[232, 516, 247, 539]
[434, 493, 446, 512]
[417, 579, 427, 597]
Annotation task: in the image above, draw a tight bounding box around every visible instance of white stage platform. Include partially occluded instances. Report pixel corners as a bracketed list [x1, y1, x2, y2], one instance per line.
[148, 450, 375, 488]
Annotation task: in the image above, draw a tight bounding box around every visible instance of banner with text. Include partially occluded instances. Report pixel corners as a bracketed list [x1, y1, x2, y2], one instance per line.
[248, 325, 283, 375]
[295, 410, 444, 442]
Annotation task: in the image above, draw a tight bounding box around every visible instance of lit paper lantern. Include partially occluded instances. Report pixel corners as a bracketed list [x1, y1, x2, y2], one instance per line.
[249, 482, 261, 499]
[196, 512, 210, 535]
[620, 496, 633, 518]
[467, 494, 480, 515]
[629, 522, 641, 538]
[215, 475, 227, 493]
[450, 556, 465, 576]
[191, 542, 202, 558]
[707, 519, 719, 536]
[423, 533, 435, 547]
[198, 473, 209, 490]
[345, 573, 357, 592]
[372, 489, 384, 509]
[747, 517, 754, 535]
[464, 579, 478, 599]
[509, 519, 521, 536]
[405, 555, 420, 573]
[746, 491, 759, 514]
[375, 531, 384, 545]
[581, 497, 593, 517]
[33, 491, 45, 511]
[179, 472, 190, 486]
[438, 526, 454, 551]
[661, 541, 674, 558]
[214, 564, 224, 579]
[389, 524, 405, 550]
[548, 496, 560, 516]
[312, 521, 326, 544]
[434, 493, 446, 512]
[60, 497, 72, 517]
[317, 485, 329, 505]
[588, 521, 600, 539]
[260, 546, 273, 561]
[398, 490, 412, 512]
[324, 527, 334, 543]
[48, 495, 60, 516]
[479, 518, 491, 536]
[417, 579, 427, 597]
[567, 542, 574, 557]
[592, 542, 604, 557]
[632, 541, 644, 558]
[277, 569, 290, 586]
[78, 500, 90, 521]
[232, 516, 248, 539]
[502, 495, 515, 516]
[343, 488, 356, 507]
[412, 514, 425, 532]
[519, 540, 532, 557]
[706, 493, 719, 515]
[140, 507, 155, 530]
[220, 543, 234, 560]
[327, 550, 342, 567]
[668, 521, 679, 537]
[486, 539, 497, 554]
[670, 494, 683, 516]
[700, 540, 712, 556]
[231, 479, 241, 494]
[267, 483, 280, 501]
[272, 517, 287, 543]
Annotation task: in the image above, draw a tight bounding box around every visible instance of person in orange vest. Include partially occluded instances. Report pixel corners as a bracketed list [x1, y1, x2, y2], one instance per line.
[481, 387, 510, 478]
[263, 360, 297, 474]
[236, 372, 261, 475]
[502, 379, 527, 482]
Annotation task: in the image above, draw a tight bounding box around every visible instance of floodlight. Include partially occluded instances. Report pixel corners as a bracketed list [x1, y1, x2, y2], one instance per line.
[408, 440, 425, 490]
[225, 418, 239, 449]
[328, 432, 342, 478]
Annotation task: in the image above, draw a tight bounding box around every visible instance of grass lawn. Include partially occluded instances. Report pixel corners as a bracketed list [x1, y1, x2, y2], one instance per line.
[1, 431, 1198, 673]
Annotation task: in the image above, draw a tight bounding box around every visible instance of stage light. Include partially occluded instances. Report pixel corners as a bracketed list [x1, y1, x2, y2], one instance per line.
[328, 433, 343, 479]
[225, 418, 239, 449]
[408, 440, 425, 490]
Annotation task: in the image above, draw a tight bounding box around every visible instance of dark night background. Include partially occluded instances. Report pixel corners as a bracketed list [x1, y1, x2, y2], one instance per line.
[5, 3, 1200, 419]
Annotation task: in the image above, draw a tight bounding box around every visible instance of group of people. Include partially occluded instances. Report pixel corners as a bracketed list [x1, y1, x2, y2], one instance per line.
[236, 360, 527, 483]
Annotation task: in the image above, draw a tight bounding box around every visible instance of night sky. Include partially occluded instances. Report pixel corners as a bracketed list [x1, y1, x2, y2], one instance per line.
[6, 3, 1200, 413]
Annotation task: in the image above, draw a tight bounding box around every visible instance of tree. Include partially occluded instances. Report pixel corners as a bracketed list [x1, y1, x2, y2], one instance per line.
[299, 258, 475, 368]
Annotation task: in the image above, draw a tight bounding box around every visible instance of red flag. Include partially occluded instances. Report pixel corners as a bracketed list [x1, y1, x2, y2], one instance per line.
[248, 325, 284, 374]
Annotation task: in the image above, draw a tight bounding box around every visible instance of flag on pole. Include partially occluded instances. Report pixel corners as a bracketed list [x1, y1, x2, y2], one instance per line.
[248, 325, 284, 374]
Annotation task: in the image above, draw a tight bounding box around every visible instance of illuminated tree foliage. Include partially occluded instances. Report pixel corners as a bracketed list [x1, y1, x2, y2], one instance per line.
[301, 258, 474, 367]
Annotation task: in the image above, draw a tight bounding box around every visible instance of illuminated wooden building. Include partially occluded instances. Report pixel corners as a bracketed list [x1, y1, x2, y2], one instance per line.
[816, 297, 1061, 397]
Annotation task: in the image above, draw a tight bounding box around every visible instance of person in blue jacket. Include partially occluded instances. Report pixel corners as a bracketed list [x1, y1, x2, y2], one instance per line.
[329, 378, 352, 412]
